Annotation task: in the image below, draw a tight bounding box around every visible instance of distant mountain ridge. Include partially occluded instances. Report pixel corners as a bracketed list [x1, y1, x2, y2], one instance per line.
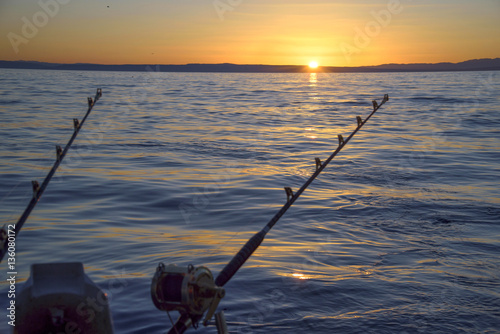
[0, 58, 499, 73]
[353, 58, 500, 72]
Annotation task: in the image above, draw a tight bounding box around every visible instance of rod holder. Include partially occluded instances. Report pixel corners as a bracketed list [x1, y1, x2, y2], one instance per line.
[215, 311, 228, 334]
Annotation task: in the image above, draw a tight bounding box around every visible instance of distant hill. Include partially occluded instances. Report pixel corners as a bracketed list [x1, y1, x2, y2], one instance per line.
[0, 58, 499, 73]
[328, 58, 500, 73]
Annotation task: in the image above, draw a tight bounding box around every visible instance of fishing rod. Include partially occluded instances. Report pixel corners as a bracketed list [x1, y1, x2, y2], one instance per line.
[0, 88, 103, 262]
[151, 94, 390, 334]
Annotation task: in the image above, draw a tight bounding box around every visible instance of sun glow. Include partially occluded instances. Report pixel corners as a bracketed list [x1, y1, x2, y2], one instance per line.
[308, 61, 319, 69]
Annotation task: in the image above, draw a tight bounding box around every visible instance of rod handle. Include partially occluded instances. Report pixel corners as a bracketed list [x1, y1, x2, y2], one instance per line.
[215, 230, 266, 287]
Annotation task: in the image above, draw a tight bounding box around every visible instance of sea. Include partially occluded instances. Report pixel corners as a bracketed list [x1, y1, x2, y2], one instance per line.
[0, 68, 499, 334]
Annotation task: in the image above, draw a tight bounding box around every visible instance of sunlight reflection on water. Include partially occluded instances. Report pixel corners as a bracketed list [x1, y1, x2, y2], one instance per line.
[0, 69, 499, 333]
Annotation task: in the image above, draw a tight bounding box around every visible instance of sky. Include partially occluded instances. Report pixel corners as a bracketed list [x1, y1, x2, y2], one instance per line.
[0, 0, 499, 67]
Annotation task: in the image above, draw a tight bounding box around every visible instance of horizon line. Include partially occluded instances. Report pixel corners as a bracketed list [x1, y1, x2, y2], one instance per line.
[3, 57, 500, 68]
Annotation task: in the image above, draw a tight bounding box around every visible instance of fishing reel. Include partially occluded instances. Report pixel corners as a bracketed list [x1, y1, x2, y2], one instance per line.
[151, 263, 225, 328]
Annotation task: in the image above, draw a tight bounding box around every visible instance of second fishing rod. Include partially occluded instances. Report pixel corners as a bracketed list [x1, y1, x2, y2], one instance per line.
[152, 94, 390, 334]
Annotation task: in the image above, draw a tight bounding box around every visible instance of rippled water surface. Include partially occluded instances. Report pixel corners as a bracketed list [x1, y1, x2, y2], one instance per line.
[0, 69, 499, 333]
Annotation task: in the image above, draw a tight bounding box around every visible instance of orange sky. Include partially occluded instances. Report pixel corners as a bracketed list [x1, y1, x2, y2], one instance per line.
[0, 0, 499, 67]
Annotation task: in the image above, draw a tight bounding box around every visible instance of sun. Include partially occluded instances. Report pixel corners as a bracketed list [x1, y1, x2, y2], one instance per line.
[308, 61, 319, 69]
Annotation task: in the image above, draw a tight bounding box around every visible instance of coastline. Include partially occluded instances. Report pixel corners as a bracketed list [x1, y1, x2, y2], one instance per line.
[1, 58, 499, 73]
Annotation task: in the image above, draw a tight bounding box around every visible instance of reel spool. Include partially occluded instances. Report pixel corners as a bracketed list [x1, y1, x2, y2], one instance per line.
[151, 263, 225, 327]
